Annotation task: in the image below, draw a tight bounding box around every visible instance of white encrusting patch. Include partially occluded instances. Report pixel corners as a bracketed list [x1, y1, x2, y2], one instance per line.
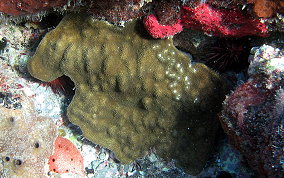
[156, 48, 192, 101]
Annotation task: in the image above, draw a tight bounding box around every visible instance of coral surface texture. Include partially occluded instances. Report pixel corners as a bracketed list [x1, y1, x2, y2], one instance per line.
[28, 13, 226, 175]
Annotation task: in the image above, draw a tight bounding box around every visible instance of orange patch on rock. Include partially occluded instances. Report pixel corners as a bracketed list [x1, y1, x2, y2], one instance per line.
[48, 136, 85, 176]
[247, 0, 280, 18]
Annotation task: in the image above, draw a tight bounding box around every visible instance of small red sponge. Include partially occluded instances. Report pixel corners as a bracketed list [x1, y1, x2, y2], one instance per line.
[48, 136, 84, 175]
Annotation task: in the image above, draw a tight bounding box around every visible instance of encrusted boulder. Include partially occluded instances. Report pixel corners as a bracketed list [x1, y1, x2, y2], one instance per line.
[28, 13, 226, 175]
[220, 45, 284, 177]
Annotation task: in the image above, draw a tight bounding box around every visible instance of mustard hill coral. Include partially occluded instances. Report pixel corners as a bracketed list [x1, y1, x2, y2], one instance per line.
[28, 13, 226, 175]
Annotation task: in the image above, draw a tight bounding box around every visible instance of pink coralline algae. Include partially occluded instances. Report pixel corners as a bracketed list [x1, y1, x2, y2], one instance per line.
[143, 14, 183, 38]
[220, 45, 284, 177]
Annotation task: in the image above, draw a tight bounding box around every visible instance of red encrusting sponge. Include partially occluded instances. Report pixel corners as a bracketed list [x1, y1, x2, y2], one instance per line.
[143, 14, 183, 39]
[48, 136, 85, 176]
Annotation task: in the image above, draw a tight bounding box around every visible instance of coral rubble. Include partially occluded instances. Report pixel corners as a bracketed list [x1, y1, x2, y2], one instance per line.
[28, 13, 227, 175]
[220, 44, 284, 177]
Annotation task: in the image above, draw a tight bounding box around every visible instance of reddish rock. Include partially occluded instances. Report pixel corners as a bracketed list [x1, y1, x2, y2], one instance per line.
[221, 79, 284, 177]
[222, 79, 271, 127]
[153, 0, 181, 25]
[221, 62, 284, 176]
[86, 0, 146, 23]
[0, 0, 68, 16]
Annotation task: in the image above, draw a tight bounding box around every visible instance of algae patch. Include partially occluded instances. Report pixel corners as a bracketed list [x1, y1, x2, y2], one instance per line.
[28, 13, 226, 175]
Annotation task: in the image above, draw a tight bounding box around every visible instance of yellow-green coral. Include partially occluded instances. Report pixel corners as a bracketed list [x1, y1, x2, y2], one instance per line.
[28, 13, 226, 175]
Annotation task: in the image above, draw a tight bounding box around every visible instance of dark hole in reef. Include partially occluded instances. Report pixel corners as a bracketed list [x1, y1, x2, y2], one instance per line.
[9, 117, 15, 122]
[71, 158, 73, 161]
[37, 13, 64, 29]
[0, 37, 7, 52]
[14, 159, 22, 166]
[66, 169, 69, 172]
[52, 158, 55, 162]
[26, 13, 64, 54]
[53, 168, 56, 172]
[0, 92, 22, 110]
[85, 167, 95, 174]
[216, 170, 233, 178]
[134, 19, 155, 40]
[13, 102, 22, 109]
[5, 157, 10, 161]
[34, 142, 40, 148]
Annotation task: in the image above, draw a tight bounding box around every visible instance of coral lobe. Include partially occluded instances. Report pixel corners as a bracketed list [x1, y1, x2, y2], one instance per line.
[28, 13, 226, 175]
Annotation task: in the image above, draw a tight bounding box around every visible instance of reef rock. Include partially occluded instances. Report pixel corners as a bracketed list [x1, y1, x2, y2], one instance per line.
[28, 13, 226, 175]
[0, 95, 58, 177]
[0, 0, 68, 16]
[221, 44, 284, 177]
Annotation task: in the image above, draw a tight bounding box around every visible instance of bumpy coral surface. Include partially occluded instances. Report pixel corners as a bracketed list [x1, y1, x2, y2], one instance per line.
[28, 13, 226, 175]
[0, 0, 68, 16]
[0, 95, 58, 177]
[221, 45, 284, 177]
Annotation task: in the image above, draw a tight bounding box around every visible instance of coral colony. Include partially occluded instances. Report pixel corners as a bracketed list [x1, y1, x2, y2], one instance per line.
[0, 0, 283, 177]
